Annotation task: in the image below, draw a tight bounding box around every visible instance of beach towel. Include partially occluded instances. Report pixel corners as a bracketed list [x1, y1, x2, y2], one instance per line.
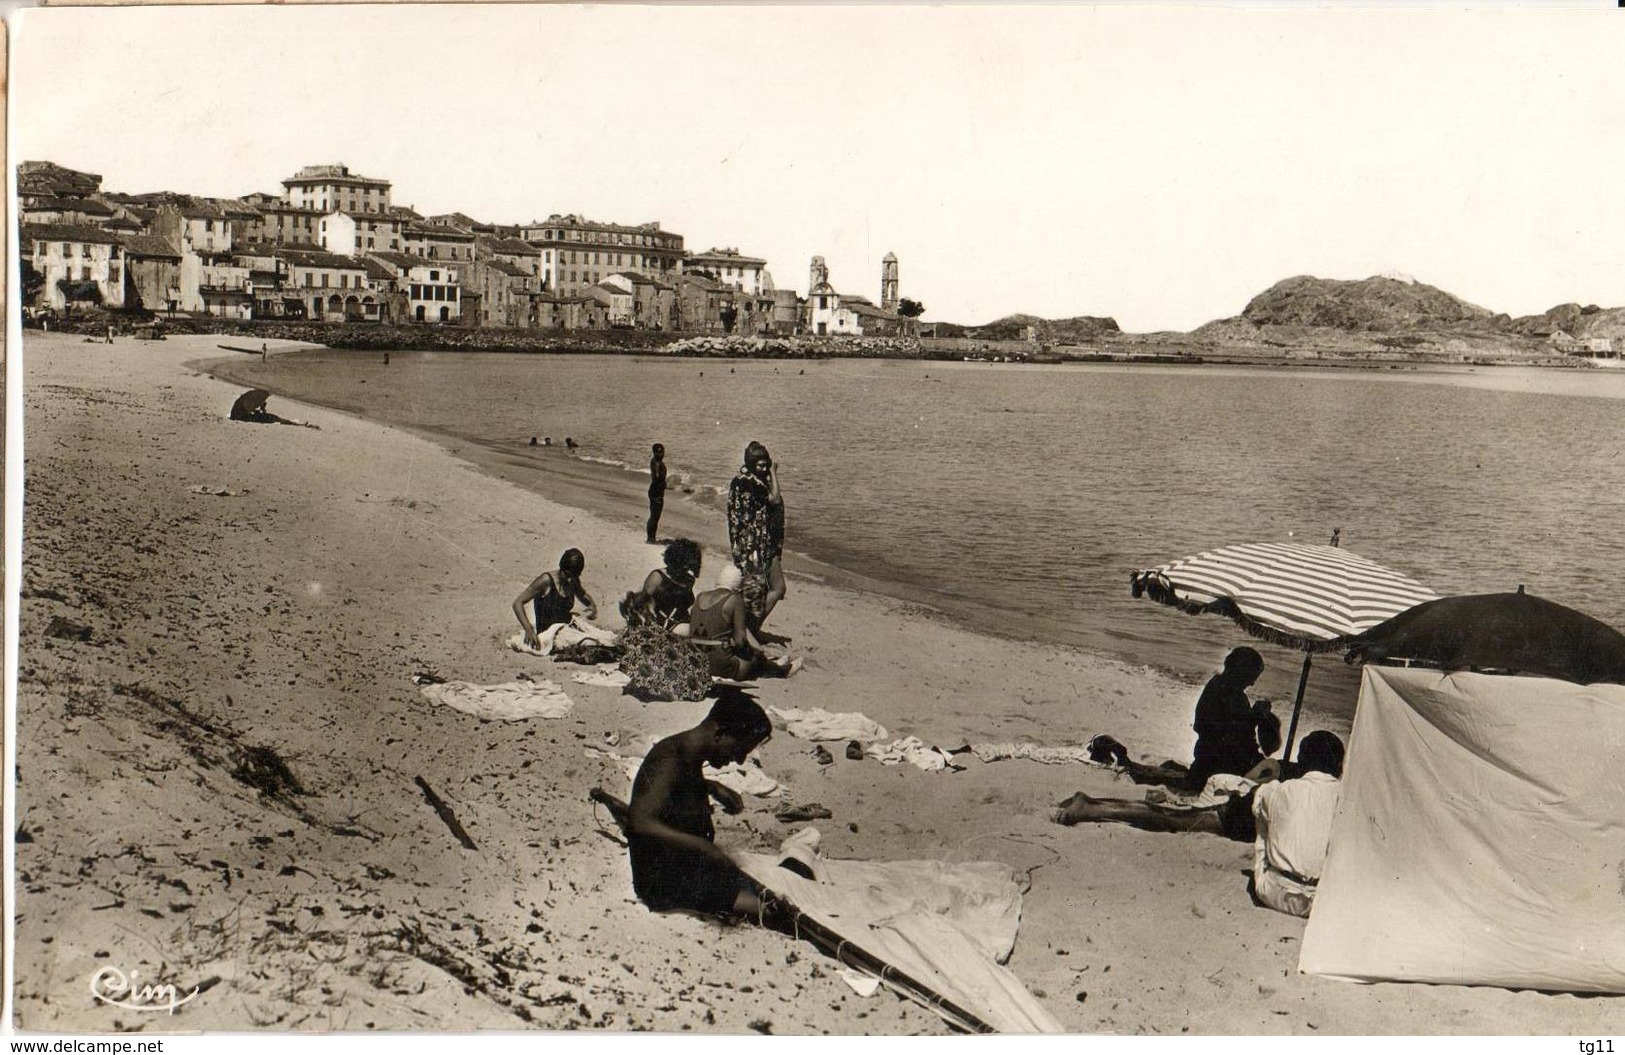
[1143, 773, 1255, 811]
[867, 736, 961, 772]
[421, 679, 574, 721]
[735, 834, 1061, 1033]
[968, 742, 1098, 766]
[572, 666, 633, 688]
[506, 617, 619, 657]
[768, 706, 889, 743]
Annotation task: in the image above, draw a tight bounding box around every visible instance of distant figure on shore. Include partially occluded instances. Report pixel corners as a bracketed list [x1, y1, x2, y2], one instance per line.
[261, 342, 268, 363]
[543, 437, 553, 447]
[688, 564, 797, 680]
[529, 436, 538, 447]
[1186, 647, 1281, 791]
[726, 441, 786, 630]
[647, 443, 668, 543]
[623, 689, 792, 924]
[565, 437, 579, 452]
[384, 352, 390, 366]
[512, 547, 598, 650]
[106, 325, 115, 344]
[1252, 731, 1345, 917]
[621, 538, 701, 628]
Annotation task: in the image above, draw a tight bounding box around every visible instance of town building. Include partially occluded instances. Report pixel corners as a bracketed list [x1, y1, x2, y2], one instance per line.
[683, 247, 768, 296]
[282, 163, 392, 214]
[320, 210, 405, 256]
[17, 161, 103, 205]
[122, 234, 185, 316]
[519, 214, 684, 295]
[274, 247, 377, 321]
[21, 223, 128, 311]
[804, 256, 904, 336]
[461, 257, 534, 328]
[604, 272, 678, 330]
[366, 251, 461, 323]
[403, 222, 475, 262]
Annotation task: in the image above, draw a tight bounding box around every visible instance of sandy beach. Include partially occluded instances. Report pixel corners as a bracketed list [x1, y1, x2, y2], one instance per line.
[14, 330, 1621, 1035]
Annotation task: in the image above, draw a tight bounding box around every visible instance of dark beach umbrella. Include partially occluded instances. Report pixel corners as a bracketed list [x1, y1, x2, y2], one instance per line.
[231, 388, 270, 417]
[1131, 537, 1437, 759]
[1344, 589, 1625, 685]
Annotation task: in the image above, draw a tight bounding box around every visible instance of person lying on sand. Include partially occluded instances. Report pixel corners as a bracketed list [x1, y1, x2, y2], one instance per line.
[624, 689, 794, 925]
[620, 538, 701, 629]
[1187, 647, 1282, 792]
[1052, 732, 1345, 852]
[513, 547, 599, 650]
[687, 563, 798, 680]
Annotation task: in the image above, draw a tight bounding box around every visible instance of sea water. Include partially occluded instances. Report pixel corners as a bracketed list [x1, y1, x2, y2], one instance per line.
[230, 350, 1625, 721]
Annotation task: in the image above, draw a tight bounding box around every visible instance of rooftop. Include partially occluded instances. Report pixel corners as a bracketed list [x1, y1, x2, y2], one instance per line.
[120, 233, 183, 258]
[274, 247, 368, 270]
[283, 163, 391, 188]
[22, 222, 124, 246]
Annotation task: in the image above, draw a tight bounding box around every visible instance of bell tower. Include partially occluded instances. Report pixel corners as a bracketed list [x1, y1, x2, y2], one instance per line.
[881, 252, 899, 312]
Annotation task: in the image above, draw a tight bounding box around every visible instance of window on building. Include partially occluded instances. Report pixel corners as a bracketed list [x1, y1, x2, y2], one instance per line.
[430, 270, 439, 281]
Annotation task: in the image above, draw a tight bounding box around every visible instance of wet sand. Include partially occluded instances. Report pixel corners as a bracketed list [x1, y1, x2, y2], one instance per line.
[13, 331, 1619, 1034]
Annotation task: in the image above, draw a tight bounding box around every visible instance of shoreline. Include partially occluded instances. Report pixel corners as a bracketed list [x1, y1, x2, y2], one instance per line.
[17, 331, 1620, 1034]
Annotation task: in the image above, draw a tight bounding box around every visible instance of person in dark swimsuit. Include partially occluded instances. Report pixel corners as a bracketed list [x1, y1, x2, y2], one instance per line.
[1187, 647, 1281, 791]
[621, 538, 701, 628]
[687, 564, 795, 680]
[647, 443, 668, 544]
[627, 689, 782, 919]
[512, 548, 598, 650]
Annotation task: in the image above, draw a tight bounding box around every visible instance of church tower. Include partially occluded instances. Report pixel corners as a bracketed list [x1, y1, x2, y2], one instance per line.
[881, 252, 899, 312]
[809, 255, 829, 292]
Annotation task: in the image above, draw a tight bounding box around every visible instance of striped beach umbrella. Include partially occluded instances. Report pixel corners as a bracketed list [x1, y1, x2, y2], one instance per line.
[1131, 539, 1437, 759]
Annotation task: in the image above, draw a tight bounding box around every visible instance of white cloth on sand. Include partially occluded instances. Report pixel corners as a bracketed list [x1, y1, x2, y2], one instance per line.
[969, 742, 1098, 766]
[736, 832, 1061, 1033]
[421, 679, 574, 720]
[867, 736, 961, 772]
[572, 665, 632, 688]
[506, 617, 619, 656]
[768, 705, 888, 743]
[1144, 773, 1255, 811]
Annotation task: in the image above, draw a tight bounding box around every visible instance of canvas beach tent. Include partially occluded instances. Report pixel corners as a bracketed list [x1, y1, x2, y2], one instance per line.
[1300, 665, 1625, 993]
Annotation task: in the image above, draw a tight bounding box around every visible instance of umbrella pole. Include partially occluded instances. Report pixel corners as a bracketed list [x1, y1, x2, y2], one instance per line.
[1282, 652, 1313, 763]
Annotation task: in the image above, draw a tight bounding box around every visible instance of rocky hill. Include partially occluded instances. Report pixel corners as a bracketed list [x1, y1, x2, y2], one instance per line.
[932, 313, 1120, 342]
[1238, 274, 1493, 331]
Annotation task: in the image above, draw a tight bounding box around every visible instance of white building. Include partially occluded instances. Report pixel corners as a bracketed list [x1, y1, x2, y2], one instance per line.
[22, 223, 127, 310]
[683, 247, 768, 296]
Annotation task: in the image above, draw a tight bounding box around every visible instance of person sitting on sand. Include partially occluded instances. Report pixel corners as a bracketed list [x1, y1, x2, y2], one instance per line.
[1187, 647, 1281, 791]
[1252, 730, 1344, 918]
[621, 538, 701, 629]
[1052, 732, 1345, 850]
[688, 564, 797, 681]
[229, 389, 319, 429]
[625, 689, 791, 924]
[512, 547, 599, 650]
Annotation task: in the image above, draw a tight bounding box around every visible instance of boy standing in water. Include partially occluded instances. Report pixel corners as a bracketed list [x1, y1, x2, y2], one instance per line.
[647, 443, 667, 544]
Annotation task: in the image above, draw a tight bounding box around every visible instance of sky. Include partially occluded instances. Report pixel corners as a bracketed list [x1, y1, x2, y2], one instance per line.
[11, 3, 1625, 332]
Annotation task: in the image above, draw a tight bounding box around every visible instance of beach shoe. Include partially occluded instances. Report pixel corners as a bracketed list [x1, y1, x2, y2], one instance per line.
[813, 745, 834, 766]
[845, 740, 864, 760]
